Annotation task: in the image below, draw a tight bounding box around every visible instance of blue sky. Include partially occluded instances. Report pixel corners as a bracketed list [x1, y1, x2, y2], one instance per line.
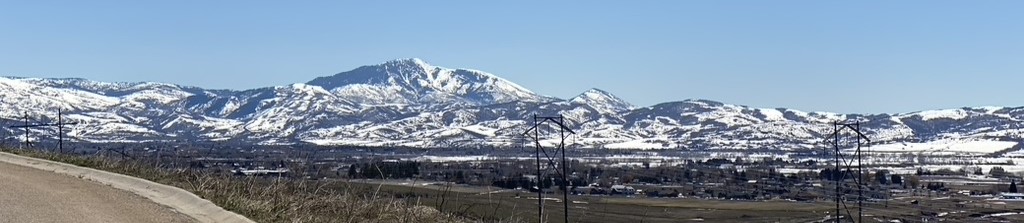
[1, 1, 1022, 114]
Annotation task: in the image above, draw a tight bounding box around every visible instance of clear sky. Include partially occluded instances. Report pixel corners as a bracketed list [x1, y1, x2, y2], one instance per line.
[1, 1, 1022, 114]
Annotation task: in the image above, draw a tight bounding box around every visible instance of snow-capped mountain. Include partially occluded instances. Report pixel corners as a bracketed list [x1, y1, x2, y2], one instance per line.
[2, 58, 1023, 156]
[569, 88, 635, 114]
[306, 58, 548, 107]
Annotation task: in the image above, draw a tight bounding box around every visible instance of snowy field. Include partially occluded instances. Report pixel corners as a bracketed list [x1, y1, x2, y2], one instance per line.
[603, 139, 667, 149]
[848, 139, 1018, 154]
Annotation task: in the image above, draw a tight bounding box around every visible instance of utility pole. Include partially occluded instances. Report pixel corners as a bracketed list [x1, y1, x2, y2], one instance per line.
[58, 109, 64, 153]
[23, 112, 30, 148]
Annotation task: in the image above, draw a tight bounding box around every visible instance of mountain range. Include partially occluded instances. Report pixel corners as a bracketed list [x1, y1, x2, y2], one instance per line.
[2, 58, 1023, 155]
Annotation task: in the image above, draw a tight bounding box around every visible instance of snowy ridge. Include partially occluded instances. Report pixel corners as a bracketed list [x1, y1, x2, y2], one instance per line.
[568, 88, 635, 113]
[905, 109, 970, 121]
[2, 58, 1024, 155]
[307, 58, 546, 106]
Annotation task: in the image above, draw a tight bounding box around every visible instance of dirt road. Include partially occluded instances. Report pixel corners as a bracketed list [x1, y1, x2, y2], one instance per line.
[0, 161, 195, 223]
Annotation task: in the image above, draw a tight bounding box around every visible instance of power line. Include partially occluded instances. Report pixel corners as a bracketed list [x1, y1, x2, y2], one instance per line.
[9, 109, 78, 152]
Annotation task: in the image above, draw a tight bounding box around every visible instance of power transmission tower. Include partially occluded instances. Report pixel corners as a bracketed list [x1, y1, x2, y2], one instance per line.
[9, 109, 79, 153]
[827, 121, 871, 223]
[521, 114, 575, 223]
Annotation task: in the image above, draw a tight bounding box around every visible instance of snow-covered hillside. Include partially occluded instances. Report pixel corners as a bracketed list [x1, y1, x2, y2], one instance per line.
[3, 58, 1023, 155]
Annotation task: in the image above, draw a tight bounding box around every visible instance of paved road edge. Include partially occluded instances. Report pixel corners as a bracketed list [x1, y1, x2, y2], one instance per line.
[0, 152, 255, 223]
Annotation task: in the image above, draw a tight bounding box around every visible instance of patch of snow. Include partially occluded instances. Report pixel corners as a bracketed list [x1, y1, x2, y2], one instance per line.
[460, 125, 497, 137]
[911, 109, 969, 121]
[604, 139, 666, 149]
[758, 108, 785, 121]
[976, 106, 1003, 114]
[862, 139, 1017, 154]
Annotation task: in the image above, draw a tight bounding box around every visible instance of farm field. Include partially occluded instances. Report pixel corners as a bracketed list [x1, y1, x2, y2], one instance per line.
[346, 180, 1024, 222]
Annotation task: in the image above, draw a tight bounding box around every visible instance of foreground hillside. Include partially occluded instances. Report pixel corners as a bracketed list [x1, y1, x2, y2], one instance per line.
[0, 148, 471, 223]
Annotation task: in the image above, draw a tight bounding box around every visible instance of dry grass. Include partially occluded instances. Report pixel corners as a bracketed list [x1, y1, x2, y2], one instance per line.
[1, 148, 483, 223]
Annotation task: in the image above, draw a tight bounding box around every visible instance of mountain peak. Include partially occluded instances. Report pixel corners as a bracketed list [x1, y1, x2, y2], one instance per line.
[570, 88, 635, 113]
[380, 58, 434, 71]
[390, 57, 427, 63]
[681, 99, 726, 107]
[582, 88, 612, 95]
[306, 58, 542, 106]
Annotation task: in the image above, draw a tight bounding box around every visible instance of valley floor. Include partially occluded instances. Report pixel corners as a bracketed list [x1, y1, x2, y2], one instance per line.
[349, 179, 1024, 223]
